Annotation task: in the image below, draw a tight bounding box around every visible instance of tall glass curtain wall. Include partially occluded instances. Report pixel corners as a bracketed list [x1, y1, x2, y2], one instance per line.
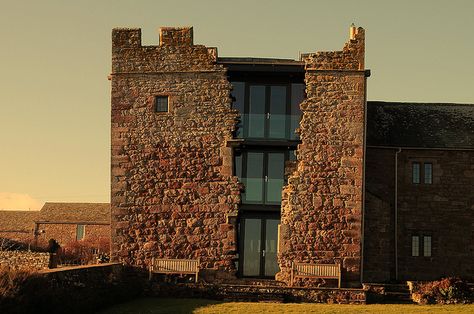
[232, 80, 303, 277]
[231, 82, 304, 140]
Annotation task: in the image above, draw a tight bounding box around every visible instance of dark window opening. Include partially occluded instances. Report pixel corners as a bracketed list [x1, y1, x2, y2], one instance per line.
[412, 162, 421, 184]
[424, 163, 433, 184]
[155, 96, 169, 112]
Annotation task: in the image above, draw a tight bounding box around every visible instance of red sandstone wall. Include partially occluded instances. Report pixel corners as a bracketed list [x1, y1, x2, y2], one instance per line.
[397, 149, 474, 280]
[110, 27, 240, 276]
[363, 148, 474, 282]
[278, 27, 366, 287]
[363, 148, 396, 282]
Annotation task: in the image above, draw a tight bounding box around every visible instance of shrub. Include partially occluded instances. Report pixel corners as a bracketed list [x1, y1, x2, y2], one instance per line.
[0, 266, 32, 298]
[58, 237, 110, 265]
[412, 277, 471, 304]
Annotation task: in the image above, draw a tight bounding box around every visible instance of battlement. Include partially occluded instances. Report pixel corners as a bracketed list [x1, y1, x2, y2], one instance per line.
[160, 27, 193, 46]
[301, 24, 365, 71]
[112, 28, 141, 48]
[112, 27, 193, 49]
[111, 26, 219, 74]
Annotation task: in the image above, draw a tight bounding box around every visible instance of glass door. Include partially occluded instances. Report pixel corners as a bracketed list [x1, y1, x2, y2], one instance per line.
[264, 219, 280, 276]
[241, 216, 280, 278]
[238, 151, 285, 205]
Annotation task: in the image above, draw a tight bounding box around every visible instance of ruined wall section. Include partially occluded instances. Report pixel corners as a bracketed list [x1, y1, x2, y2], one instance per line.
[111, 27, 240, 277]
[278, 28, 366, 287]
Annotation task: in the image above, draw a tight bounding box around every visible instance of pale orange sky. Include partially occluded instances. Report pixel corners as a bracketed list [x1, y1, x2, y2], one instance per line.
[0, 0, 473, 210]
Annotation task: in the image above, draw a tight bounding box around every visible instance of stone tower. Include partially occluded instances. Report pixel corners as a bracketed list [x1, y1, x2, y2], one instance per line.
[278, 27, 367, 287]
[110, 27, 241, 279]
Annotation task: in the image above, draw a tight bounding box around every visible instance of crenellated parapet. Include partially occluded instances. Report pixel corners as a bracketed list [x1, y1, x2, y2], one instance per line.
[111, 27, 220, 73]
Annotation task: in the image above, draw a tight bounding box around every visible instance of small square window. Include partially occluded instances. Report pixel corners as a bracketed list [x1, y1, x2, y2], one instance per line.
[155, 96, 169, 112]
[424, 163, 432, 184]
[423, 236, 432, 257]
[76, 224, 85, 241]
[412, 162, 421, 184]
[412, 236, 420, 256]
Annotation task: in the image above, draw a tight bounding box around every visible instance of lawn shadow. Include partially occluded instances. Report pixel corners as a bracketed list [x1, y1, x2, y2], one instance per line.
[98, 297, 223, 314]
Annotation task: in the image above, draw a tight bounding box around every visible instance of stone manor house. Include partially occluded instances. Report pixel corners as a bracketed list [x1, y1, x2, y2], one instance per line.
[110, 25, 474, 287]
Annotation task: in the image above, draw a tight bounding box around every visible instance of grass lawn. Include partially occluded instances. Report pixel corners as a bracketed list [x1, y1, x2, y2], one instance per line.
[99, 298, 474, 314]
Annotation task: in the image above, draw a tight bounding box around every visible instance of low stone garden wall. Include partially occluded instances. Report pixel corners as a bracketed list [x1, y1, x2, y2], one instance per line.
[0, 263, 143, 314]
[0, 250, 49, 270]
[149, 282, 366, 304]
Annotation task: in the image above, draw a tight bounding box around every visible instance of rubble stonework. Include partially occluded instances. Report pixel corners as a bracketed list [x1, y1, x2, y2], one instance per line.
[0, 251, 50, 270]
[110, 27, 240, 276]
[277, 28, 366, 286]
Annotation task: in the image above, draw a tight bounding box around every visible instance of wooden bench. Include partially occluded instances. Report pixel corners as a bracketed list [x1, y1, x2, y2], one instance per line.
[149, 258, 200, 283]
[291, 262, 341, 288]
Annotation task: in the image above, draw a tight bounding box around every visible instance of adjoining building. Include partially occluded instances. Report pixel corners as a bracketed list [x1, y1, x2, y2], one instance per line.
[0, 210, 39, 248]
[33, 202, 110, 247]
[0, 203, 110, 248]
[110, 25, 474, 286]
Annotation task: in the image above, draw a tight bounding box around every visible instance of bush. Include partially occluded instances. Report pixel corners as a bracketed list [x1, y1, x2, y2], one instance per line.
[58, 237, 110, 265]
[412, 277, 471, 304]
[0, 266, 35, 299]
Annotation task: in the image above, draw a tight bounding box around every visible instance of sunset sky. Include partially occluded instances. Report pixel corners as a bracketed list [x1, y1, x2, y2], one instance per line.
[1, 0, 473, 210]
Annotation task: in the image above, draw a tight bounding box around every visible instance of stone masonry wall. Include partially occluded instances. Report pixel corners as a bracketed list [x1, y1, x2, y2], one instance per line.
[363, 148, 396, 282]
[397, 149, 474, 280]
[278, 27, 366, 287]
[111, 27, 240, 278]
[0, 251, 49, 270]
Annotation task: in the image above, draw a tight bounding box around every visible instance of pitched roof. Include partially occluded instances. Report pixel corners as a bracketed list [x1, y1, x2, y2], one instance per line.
[367, 101, 474, 149]
[37, 203, 110, 224]
[0, 210, 39, 232]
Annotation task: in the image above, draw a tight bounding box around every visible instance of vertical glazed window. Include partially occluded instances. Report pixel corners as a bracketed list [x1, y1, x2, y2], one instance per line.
[155, 96, 168, 112]
[412, 162, 421, 184]
[248, 86, 266, 138]
[424, 163, 433, 184]
[244, 152, 264, 203]
[264, 219, 280, 276]
[268, 86, 287, 139]
[423, 236, 432, 257]
[243, 218, 261, 276]
[76, 224, 85, 241]
[411, 236, 420, 257]
[266, 152, 285, 204]
[290, 83, 304, 140]
[231, 82, 245, 138]
[234, 153, 242, 178]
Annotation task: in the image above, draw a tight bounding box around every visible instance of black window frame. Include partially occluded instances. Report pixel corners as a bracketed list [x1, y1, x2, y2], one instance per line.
[230, 81, 304, 141]
[411, 232, 433, 257]
[412, 161, 434, 185]
[154, 95, 169, 113]
[234, 148, 290, 208]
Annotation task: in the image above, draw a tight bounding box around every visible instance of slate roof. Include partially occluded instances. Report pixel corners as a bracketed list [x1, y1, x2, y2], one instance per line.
[0, 210, 39, 232]
[367, 101, 474, 149]
[37, 203, 110, 224]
